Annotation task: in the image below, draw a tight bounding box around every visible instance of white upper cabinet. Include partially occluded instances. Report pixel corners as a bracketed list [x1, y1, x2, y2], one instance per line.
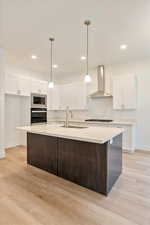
[113, 75, 137, 110]
[47, 85, 60, 110]
[59, 82, 87, 110]
[31, 79, 48, 95]
[5, 74, 19, 95]
[47, 82, 87, 110]
[18, 77, 31, 96]
[5, 74, 48, 96]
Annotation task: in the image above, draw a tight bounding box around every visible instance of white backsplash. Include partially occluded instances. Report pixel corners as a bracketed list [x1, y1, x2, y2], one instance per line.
[48, 97, 136, 122]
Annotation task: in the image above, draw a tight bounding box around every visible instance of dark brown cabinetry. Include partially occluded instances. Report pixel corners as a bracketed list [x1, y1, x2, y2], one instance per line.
[27, 132, 122, 195]
[27, 133, 58, 175]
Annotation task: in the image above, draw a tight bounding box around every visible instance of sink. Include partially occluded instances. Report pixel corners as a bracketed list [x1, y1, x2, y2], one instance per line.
[61, 125, 88, 129]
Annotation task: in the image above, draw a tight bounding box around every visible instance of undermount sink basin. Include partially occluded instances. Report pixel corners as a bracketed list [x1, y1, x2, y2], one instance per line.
[61, 125, 88, 129]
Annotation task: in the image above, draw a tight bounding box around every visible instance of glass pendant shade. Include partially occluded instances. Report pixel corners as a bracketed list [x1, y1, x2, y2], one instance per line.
[84, 74, 92, 83]
[48, 81, 54, 88]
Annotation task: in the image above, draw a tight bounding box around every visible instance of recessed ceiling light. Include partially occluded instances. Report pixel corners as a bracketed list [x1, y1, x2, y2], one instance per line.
[31, 55, 37, 59]
[81, 56, 86, 60]
[120, 44, 127, 50]
[53, 64, 58, 68]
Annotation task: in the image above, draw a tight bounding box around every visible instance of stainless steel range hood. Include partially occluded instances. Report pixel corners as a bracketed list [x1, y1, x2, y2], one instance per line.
[90, 65, 112, 98]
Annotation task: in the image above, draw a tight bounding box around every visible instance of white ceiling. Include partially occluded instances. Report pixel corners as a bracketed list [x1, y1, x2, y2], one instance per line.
[1, 0, 150, 80]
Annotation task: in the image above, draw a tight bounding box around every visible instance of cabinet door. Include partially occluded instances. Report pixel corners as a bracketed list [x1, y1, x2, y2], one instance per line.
[59, 85, 68, 110]
[27, 133, 58, 175]
[60, 82, 87, 110]
[47, 85, 60, 110]
[18, 77, 31, 96]
[58, 138, 107, 194]
[113, 78, 124, 109]
[123, 77, 136, 109]
[113, 76, 136, 110]
[5, 74, 19, 95]
[40, 81, 48, 95]
[31, 80, 48, 94]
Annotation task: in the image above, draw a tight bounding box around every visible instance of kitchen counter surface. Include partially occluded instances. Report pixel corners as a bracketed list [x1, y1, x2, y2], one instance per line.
[47, 119, 136, 126]
[18, 124, 124, 144]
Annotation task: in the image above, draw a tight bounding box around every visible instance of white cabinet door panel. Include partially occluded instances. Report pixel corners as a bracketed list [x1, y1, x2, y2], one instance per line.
[113, 76, 137, 110]
[18, 77, 31, 96]
[5, 74, 19, 95]
[48, 86, 60, 110]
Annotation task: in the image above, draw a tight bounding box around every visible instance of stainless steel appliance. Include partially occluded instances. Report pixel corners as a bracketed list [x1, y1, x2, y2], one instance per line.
[31, 108, 47, 124]
[31, 93, 47, 108]
[90, 65, 112, 98]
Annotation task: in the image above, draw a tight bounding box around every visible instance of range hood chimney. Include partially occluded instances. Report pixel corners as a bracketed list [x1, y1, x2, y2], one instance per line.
[90, 65, 112, 98]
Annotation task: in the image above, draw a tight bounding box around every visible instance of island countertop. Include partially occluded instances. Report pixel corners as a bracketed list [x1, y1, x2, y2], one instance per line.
[18, 124, 124, 144]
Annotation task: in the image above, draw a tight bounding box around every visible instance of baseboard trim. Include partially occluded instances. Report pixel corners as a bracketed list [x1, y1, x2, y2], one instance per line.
[136, 145, 150, 152]
[136, 149, 150, 153]
[123, 148, 135, 153]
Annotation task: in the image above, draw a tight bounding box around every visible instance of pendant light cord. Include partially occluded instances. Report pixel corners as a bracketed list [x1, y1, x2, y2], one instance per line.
[51, 40, 53, 82]
[84, 20, 91, 75]
[86, 24, 89, 75]
[49, 37, 54, 82]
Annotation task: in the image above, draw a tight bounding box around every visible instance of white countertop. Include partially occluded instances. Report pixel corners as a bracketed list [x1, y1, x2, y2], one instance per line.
[18, 124, 124, 144]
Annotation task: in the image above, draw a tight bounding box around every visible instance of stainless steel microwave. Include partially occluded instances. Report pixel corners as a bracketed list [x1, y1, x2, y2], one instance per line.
[31, 93, 47, 108]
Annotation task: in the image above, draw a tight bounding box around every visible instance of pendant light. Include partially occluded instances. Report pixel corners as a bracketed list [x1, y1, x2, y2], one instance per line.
[48, 37, 55, 88]
[84, 20, 92, 83]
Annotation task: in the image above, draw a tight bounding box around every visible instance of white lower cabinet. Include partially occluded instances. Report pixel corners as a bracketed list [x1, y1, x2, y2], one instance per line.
[68, 121, 136, 153]
[109, 124, 136, 153]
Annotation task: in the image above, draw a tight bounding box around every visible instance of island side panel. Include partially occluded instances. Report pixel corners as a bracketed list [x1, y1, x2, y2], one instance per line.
[58, 138, 108, 194]
[106, 133, 122, 194]
[27, 133, 58, 175]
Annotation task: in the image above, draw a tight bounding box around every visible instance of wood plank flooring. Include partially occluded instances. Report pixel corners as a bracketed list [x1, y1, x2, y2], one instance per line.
[0, 146, 150, 225]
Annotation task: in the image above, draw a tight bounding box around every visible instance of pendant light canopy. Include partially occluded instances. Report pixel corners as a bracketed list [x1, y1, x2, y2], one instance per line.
[84, 20, 92, 83]
[48, 37, 55, 88]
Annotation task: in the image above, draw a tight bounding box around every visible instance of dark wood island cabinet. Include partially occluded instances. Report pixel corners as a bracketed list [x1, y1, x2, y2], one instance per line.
[27, 132, 122, 196]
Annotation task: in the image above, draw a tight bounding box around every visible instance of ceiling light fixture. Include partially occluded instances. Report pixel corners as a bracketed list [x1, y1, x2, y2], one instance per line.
[31, 55, 37, 59]
[120, 44, 127, 50]
[84, 20, 92, 83]
[53, 64, 58, 68]
[48, 37, 55, 89]
[81, 56, 86, 60]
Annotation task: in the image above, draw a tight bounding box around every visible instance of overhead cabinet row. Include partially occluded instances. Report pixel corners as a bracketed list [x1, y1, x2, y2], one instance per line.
[4, 74, 137, 110]
[48, 82, 87, 110]
[5, 74, 48, 96]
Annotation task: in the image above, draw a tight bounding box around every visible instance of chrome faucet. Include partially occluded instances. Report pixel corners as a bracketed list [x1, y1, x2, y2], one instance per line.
[65, 106, 70, 128]
[64, 106, 73, 128]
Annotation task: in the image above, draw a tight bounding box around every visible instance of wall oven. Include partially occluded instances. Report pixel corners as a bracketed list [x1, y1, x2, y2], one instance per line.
[31, 108, 47, 124]
[31, 93, 47, 108]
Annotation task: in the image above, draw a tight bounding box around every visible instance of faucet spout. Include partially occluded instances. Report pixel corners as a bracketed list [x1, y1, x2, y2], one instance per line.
[65, 106, 69, 128]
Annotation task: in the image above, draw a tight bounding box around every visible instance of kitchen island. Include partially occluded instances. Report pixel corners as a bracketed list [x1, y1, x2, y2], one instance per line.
[18, 124, 124, 196]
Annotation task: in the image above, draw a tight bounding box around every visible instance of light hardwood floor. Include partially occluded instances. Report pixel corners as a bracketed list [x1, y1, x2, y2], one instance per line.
[0, 146, 150, 225]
